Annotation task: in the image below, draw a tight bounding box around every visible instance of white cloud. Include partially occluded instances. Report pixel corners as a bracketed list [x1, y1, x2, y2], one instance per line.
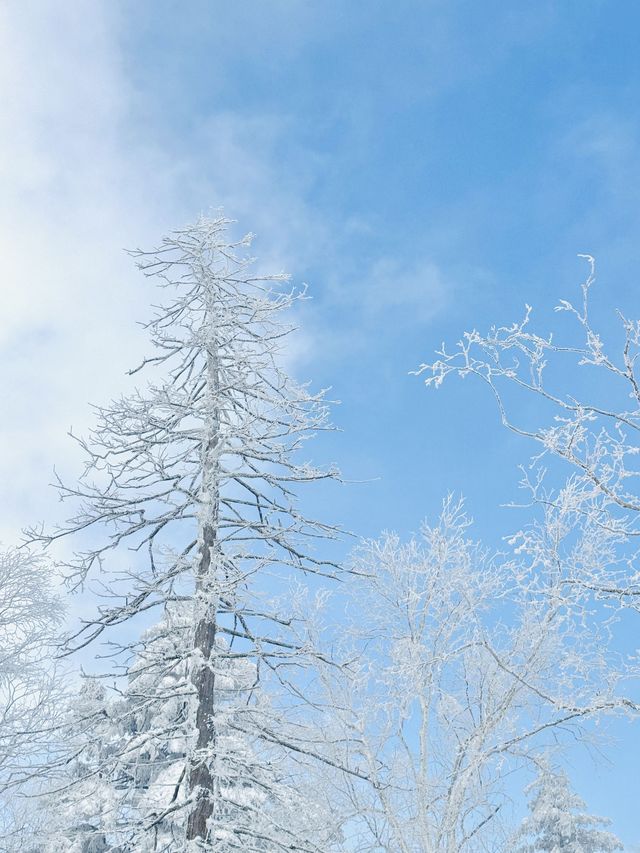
[289, 253, 453, 368]
[0, 4, 162, 540]
[0, 3, 334, 543]
[0, 1, 459, 543]
[359, 256, 449, 324]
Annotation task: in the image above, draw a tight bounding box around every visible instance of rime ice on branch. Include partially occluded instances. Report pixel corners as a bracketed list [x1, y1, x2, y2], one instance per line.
[29, 217, 342, 850]
[417, 257, 640, 634]
[0, 549, 64, 850]
[314, 499, 625, 853]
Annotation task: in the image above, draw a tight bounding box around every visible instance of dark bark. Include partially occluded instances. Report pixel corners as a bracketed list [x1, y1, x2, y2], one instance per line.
[186, 521, 218, 843]
[186, 342, 220, 844]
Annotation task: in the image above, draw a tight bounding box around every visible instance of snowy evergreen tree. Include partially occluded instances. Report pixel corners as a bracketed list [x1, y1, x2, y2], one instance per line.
[43, 604, 338, 852]
[517, 762, 622, 853]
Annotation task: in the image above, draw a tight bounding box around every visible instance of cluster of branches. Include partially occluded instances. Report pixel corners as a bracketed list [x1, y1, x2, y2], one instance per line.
[1, 226, 635, 852]
[0, 549, 65, 849]
[417, 255, 640, 657]
[310, 496, 628, 852]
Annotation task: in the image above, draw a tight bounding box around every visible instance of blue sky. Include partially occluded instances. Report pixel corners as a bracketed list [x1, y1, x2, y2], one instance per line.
[2, 1, 640, 846]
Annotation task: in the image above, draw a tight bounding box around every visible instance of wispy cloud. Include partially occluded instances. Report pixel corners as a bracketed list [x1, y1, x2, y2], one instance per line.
[0, 4, 149, 539]
[0, 1, 464, 541]
[0, 4, 331, 541]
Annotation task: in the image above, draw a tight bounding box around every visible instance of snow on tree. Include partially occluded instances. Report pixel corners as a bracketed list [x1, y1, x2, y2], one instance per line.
[416, 257, 640, 627]
[516, 761, 622, 853]
[42, 603, 339, 852]
[28, 216, 344, 850]
[0, 548, 65, 851]
[312, 499, 621, 853]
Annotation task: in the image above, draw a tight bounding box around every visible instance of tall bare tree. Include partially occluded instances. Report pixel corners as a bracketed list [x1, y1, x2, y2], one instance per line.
[29, 217, 342, 850]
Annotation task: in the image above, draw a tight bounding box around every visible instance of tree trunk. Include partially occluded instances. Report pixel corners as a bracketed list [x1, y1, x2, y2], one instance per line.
[186, 341, 220, 844]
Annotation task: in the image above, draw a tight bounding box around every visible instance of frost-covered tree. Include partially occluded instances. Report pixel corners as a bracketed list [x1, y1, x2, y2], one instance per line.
[516, 761, 622, 853]
[416, 257, 640, 622]
[43, 604, 338, 852]
[0, 548, 64, 850]
[29, 217, 343, 850]
[314, 499, 620, 853]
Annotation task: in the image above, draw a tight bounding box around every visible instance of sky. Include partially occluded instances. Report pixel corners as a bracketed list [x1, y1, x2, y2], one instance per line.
[2, 0, 640, 846]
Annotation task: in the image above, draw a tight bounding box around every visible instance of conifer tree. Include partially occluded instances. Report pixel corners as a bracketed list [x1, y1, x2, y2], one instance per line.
[517, 762, 622, 853]
[31, 217, 342, 850]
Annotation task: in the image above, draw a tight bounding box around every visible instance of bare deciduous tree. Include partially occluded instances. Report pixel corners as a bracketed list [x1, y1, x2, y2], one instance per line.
[0, 548, 64, 850]
[315, 499, 628, 853]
